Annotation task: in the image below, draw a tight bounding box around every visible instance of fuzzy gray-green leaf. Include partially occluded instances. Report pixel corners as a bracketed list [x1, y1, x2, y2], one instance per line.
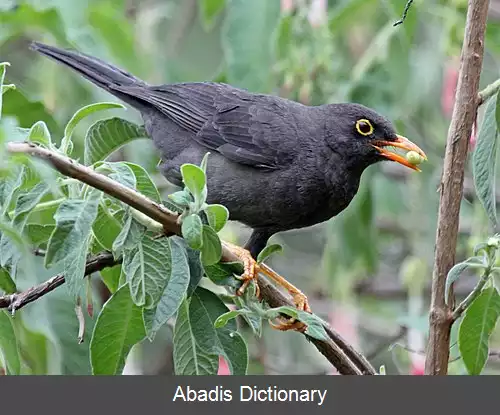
[84, 117, 148, 165]
[143, 238, 190, 339]
[189, 287, 248, 374]
[90, 285, 146, 375]
[173, 298, 219, 375]
[473, 95, 499, 228]
[44, 195, 100, 296]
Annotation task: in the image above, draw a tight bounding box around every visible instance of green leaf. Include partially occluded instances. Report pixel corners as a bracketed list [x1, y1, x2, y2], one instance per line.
[162, 198, 184, 214]
[100, 161, 160, 203]
[25, 158, 62, 198]
[84, 117, 148, 165]
[92, 205, 122, 251]
[0, 218, 31, 270]
[181, 164, 206, 206]
[296, 311, 330, 341]
[0, 165, 23, 216]
[12, 318, 49, 375]
[27, 121, 51, 148]
[214, 309, 249, 328]
[168, 190, 192, 208]
[189, 287, 248, 374]
[204, 204, 229, 232]
[0, 62, 9, 119]
[473, 94, 499, 227]
[204, 261, 243, 289]
[112, 212, 146, 258]
[143, 238, 190, 340]
[100, 265, 122, 294]
[25, 224, 55, 247]
[44, 195, 100, 296]
[256, 243, 283, 264]
[102, 161, 136, 190]
[0, 267, 16, 293]
[183, 241, 204, 296]
[200, 152, 210, 173]
[0, 310, 20, 375]
[90, 285, 146, 375]
[0, 182, 49, 269]
[445, 256, 485, 303]
[169, 237, 204, 296]
[173, 298, 219, 375]
[200, 0, 225, 30]
[222, 0, 281, 92]
[12, 182, 50, 231]
[266, 306, 329, 341]
[124, 162, 161, 203]
[200, 225, 222, 266]
[121, 232, 173, 309]
[62, 102, 125, 154]
[182, 214, 204, 250]
[459, 287, 500, 375]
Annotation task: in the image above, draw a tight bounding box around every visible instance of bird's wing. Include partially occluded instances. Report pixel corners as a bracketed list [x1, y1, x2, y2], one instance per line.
[113, 82, 299, 169]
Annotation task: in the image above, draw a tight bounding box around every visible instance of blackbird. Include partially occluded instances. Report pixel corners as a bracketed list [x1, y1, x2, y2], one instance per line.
[31, 42, 426, 329]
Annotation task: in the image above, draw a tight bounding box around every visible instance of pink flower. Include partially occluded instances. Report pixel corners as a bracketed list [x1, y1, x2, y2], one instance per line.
[410, 363, 425, 375]
[217, 356, 230, 375]
[469, 121, 477, 150]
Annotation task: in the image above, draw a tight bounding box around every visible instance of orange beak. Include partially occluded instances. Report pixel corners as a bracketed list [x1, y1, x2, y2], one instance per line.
[371, 135, 427, 172]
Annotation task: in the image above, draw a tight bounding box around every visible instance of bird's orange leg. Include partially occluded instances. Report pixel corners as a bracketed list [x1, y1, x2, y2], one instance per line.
[223, 242, 311, 331]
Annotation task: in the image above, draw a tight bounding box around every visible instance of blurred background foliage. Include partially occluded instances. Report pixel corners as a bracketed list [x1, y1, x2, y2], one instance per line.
[2, 0, 500, 375]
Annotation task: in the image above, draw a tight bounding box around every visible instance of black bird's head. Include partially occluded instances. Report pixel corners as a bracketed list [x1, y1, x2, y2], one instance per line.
[324, 103, 426, 172]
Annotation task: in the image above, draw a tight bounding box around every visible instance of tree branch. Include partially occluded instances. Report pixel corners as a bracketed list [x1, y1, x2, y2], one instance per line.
[0, 252, 119, 311]
[478, 78, 500, 105]
[4, 141, 376, 375]
[425, 0, 490, 376]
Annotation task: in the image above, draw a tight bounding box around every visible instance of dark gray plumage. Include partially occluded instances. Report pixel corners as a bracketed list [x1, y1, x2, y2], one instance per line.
[30, 42, 423, 258]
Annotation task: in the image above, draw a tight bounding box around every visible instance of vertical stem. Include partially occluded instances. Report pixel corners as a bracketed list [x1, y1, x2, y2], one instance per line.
[425, 0, 490, 375]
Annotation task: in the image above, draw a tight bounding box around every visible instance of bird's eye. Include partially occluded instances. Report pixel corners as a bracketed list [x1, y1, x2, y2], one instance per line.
[355, 119, 374, 136]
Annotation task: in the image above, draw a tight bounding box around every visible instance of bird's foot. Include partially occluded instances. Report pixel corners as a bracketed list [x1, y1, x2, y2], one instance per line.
[259, 263, 311, 332]
[224, 242, 261, 299]
[223, 242, 311, 332]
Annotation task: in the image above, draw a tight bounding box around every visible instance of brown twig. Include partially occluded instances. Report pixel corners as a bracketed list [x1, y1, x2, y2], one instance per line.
[0, 252, 119, 312]
[425, 0, 490, 376]
[4, 141, 376, 375]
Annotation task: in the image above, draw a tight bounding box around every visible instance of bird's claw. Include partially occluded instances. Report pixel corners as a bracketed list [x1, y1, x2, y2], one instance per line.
[268, 289, 311, 332]
[225, 242, 261, 299]
[234, 265, 261, 299]
[224, 241, 312, 333]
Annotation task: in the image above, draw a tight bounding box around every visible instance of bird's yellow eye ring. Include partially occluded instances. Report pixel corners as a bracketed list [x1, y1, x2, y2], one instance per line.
[355, 119, 374, 136]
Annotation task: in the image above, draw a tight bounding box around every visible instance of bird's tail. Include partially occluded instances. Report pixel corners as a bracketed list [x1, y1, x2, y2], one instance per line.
[30, 42, 147, 108]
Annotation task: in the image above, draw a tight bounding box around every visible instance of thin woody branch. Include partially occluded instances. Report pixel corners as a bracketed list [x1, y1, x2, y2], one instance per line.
[3, 141, 376, 375]
[0, 251, 119, 311]
[425, 0, 490, 375]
